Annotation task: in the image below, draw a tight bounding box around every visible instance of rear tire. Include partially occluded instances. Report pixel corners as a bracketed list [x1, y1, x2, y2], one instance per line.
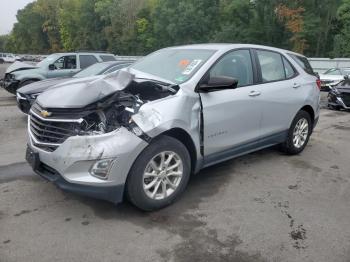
[126, 135, 191, 211]
[0, 59, 4, 64]
[280, 110, 312, 155]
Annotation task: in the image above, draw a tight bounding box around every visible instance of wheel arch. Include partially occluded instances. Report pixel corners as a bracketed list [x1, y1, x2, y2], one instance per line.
[159, 128, 198, 174]
[299, 105, 315, 126]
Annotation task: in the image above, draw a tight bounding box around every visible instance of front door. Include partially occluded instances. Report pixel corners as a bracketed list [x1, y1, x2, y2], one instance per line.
[47, 55, 79, 78]
[200, 49, 263, 165]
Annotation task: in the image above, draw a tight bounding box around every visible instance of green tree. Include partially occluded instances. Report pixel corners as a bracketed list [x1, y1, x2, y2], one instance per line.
[10, 2, 49, 53]
[59, 0, 107, 51]
[333, 0, 350, 57]
[35, 0, 63, 52]
[0, 35, 9, 51]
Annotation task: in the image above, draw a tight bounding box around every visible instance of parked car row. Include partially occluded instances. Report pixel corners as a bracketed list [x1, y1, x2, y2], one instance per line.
[318, 67, 350, 91]
[0, 53, 22, 63]
[1, 51, 119, 94]
[21, 44, 321, 211]
[328, 76, 350, 110]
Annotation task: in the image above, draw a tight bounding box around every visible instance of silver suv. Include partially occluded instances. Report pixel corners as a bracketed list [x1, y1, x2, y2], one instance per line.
[26, 44, 321, 211]
[2, 51, 116, 94]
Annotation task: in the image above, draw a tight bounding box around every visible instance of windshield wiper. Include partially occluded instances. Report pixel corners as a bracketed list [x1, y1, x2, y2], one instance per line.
[135, 77, 179, 93]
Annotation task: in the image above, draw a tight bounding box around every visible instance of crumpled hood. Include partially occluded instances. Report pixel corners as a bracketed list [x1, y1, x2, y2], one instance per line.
[37, 70, 134, 109]
[17, 77, 70, 94]
[5, 61, 38, 74]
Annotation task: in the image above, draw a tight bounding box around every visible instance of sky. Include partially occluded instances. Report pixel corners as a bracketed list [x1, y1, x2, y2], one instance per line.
[0, 0, 34, 35]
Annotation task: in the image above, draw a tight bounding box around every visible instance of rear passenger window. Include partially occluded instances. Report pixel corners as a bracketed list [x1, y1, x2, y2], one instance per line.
[283, 57, 296, 78]
[100, 55, 116, 62]
[79, 55, 98, 69]
[210, 49, 254, 87]
[256, 50, 285, 82]
[288, 54, 315, 76]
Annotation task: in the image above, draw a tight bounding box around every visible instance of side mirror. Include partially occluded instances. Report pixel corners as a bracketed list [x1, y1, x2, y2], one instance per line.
[197, 75, 238, 92]
[344, 75, 349, 80]
[48, 64, 55, 71]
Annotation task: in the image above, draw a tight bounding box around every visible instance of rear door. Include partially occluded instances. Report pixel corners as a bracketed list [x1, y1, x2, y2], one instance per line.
[200, 49, 263, 164]
[252, 49, 304, 139]
[79, 55, 99, 70]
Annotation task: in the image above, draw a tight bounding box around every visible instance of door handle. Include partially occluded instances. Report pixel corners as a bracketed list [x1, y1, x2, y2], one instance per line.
[293, 83, 301, 88]
[249, 90, 261, 97]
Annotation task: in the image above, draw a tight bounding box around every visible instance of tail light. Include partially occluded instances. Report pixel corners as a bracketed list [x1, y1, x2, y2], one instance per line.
[316, 79, 321, 90]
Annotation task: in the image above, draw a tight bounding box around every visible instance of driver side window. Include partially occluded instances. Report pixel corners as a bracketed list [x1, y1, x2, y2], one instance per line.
[53, 55, 77, 70]
[210, 49, 254, 87]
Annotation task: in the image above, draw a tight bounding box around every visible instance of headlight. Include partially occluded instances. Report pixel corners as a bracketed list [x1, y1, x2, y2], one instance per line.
[30, 93, 40, 99]
[89, 159, 115, 179]
[9, 74, 16, 80]
[16, 92, 26, 100]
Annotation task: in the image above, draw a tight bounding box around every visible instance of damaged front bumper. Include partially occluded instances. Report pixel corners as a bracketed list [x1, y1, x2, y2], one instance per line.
[27, 121, 148, 203]
[328, 92, 350, 109]
[2, 79, 20, 94]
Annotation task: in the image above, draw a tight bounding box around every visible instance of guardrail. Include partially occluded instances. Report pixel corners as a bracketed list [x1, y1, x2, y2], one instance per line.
[309, 58, 350, 73]
[115, 56, 143, 61]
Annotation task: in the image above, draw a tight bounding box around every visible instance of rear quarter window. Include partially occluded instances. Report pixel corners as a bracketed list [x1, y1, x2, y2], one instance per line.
[288, 54, 315, 76]
[79, 55, 98, 69]
[100, 55, 117, 62]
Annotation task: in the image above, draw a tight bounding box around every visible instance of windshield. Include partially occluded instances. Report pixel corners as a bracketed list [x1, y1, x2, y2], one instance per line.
[74, 62, 111, 78]
[130, 49, 216, 84]
[324, 68, 341, 75]
[37, 54, 61, 68]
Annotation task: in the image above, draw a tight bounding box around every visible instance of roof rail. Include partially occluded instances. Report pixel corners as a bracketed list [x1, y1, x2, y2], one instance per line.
[75, 50, 110, 54]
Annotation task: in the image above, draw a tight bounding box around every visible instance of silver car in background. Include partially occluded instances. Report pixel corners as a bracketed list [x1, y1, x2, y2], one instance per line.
[26, 44, 321, 211]
[319, 67, 350, 91]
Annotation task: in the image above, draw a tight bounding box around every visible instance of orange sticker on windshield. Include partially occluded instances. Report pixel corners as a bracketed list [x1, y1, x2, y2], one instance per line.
[178, 59, 190, 68]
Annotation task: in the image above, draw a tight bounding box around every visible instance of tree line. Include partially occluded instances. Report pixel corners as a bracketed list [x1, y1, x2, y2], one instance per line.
[1, 0, 350, 57]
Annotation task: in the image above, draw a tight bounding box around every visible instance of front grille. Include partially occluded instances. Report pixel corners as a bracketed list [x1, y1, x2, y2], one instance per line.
[29, 111, 82, 152]
[341, 93, 350, 107]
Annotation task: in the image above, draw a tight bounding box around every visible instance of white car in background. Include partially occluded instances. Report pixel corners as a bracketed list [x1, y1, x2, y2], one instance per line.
[319, 68, 350, 91]
[0, 53, 20, 64]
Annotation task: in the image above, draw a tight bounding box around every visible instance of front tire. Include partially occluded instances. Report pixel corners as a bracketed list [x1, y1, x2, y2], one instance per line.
[126, 136, 191, 211]
[281, 110, 312, 155]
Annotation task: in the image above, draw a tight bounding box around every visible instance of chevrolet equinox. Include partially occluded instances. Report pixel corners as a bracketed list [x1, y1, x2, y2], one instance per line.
[26, 44, 321, 211]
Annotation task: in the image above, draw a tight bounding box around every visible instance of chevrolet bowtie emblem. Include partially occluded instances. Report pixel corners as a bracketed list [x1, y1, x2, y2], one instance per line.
[40, 110, 52, 117]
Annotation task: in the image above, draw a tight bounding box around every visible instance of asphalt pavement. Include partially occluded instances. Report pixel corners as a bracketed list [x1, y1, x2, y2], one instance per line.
[1, 63, 350, 262]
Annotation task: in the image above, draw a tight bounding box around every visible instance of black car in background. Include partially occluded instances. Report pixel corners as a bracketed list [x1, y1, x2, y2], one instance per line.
[16, 61, 133, 114]
[328, 76, 350, 110]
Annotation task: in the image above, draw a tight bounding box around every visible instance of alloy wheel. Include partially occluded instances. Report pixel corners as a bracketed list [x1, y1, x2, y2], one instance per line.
[143, 151, 183, 200]
[292, 118, 309, 149]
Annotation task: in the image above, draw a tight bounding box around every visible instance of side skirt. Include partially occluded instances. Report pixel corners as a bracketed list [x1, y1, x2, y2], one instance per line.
[202, 131, 288, 168]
